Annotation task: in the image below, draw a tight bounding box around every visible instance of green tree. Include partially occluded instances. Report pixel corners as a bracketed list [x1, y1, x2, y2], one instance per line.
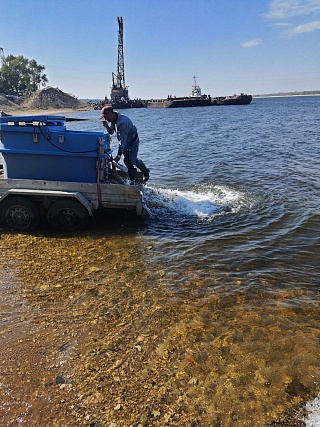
[0, 54, 48, 95]
[27, 59, 48, 92]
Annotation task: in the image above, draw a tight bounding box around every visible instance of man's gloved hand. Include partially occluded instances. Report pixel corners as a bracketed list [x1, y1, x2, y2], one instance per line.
[114, 154, 121, 163]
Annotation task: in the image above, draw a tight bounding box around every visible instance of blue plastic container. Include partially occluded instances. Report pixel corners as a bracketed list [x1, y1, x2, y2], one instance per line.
[0, 115, 109, 183]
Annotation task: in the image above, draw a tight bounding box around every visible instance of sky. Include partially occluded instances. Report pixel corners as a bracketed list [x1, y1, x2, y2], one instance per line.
[1, 0, 320, 100]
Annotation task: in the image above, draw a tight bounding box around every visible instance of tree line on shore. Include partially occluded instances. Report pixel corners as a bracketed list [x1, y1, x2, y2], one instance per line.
[0, 54, 48, 97]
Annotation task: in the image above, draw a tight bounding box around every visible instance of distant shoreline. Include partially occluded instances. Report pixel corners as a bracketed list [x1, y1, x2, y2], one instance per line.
[1, 94, 319, 117]
[254, 93, 320, 98]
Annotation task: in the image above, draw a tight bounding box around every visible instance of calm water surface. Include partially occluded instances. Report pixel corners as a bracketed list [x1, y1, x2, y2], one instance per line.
[0, 96, 320, 426]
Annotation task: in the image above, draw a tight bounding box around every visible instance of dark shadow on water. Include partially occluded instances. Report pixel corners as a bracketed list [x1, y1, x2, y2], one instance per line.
[0, 208, 147, 239]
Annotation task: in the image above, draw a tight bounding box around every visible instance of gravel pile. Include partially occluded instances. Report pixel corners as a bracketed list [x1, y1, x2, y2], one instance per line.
[21, 86, 87, 110]
[0, 95, 19, 113]
[1, 87, 89, 114]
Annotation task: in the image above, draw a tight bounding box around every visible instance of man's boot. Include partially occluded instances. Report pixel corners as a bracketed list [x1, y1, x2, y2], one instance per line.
[127, 165, 137, 183]
[139, 161, 150, 182]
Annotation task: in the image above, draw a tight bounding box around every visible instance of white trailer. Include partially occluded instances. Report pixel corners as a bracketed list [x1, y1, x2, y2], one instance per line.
[0, 176, 144, 231]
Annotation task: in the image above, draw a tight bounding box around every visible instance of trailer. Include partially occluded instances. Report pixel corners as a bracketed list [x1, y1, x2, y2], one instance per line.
[0, 115, 145, 231]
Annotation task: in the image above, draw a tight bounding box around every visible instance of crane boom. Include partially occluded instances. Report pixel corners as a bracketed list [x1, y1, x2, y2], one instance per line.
[117, 17, 125, 90]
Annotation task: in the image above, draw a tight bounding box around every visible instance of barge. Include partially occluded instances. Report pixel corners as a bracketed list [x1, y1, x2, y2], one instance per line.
[145, 94, 252, 108]
[145, 77, 252, 108]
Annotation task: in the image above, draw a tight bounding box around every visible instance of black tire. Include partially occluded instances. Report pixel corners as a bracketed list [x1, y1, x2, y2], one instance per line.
[47, 199, 90, 231]
[0, 196, 40, 231]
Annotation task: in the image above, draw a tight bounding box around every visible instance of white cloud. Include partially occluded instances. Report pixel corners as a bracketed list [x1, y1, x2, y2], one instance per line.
[265, 0, 320, 20]
[290, 19, 320, 32]
[271, 22, 292, 27]
[242, 39, 263, 48]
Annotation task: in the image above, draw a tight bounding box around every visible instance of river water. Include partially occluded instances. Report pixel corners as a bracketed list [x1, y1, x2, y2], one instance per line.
[0, 96, 320, 426]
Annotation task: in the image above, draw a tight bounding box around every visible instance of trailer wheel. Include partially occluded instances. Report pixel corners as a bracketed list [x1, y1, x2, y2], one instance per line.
[0, 196, 40, 231]
[47, 199, 90, 231]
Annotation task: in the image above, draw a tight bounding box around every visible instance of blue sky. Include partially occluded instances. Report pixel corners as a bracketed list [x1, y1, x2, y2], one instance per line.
[1, 0, 319, 99]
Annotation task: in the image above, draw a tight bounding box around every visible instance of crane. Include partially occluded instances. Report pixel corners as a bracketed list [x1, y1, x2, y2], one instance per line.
[110, 17, 129, 103]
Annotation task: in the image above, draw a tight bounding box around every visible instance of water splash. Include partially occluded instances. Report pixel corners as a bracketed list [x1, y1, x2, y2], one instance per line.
[303, 393, 320, 427]
[143, 184, 253, 222]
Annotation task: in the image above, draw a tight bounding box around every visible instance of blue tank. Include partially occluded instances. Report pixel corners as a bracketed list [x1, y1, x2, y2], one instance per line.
[0, 115, 109, 183]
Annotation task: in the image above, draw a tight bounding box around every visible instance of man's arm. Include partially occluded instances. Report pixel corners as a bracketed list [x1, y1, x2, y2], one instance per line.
[115, 119, 130, 160]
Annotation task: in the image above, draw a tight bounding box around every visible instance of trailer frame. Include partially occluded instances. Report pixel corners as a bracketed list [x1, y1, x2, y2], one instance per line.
[0, 177, 145, 231]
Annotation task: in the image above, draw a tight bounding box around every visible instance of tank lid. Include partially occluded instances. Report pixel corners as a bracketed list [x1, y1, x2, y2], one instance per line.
[0, 115, 66, 126]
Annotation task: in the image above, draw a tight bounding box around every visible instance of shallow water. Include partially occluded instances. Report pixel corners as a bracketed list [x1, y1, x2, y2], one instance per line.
[1, 96, 320, 426]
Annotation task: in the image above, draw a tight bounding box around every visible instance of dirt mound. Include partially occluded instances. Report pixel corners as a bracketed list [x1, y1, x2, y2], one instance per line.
[21, 87, 88, 110]
[0, 95, 19, 113]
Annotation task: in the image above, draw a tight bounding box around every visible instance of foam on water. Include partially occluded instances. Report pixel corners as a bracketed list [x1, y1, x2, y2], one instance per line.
[144, 184, 252, 221]
[303, 394, 320, 427]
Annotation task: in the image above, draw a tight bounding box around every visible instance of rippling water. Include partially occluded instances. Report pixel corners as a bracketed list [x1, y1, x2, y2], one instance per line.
[127, 97, 319, 290]
[1, 96, 320, 426]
